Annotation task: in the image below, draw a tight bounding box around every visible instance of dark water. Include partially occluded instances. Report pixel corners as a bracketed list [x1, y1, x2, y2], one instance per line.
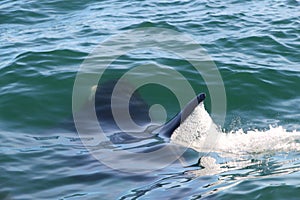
[1, 0, 300, 199]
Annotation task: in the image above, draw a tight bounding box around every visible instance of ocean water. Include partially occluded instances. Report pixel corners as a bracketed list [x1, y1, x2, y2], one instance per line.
[1, 0, 300, 199]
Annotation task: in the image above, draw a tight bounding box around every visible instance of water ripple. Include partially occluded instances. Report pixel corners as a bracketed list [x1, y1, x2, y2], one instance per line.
[1, 0, 300, 199]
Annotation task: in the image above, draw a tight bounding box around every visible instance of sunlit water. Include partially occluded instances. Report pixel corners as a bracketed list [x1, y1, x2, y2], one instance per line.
[1, 0, 300, 199]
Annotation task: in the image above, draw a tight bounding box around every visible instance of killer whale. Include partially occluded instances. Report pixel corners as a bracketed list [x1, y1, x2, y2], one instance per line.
[90, 80, 206, 141]
[69, 80, 206, 145]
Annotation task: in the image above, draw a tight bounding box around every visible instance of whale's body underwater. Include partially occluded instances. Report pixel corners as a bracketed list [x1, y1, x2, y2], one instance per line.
[86, 80, 208, 144]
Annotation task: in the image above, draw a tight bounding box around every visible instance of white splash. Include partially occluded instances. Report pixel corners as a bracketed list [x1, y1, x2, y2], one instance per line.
[170, 102, 220, 152]
[171, 103, 300, 156]
[215, 126, 300, 156]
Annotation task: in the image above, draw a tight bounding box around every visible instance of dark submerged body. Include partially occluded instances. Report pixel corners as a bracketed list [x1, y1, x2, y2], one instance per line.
[70, 80, 205, 143]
